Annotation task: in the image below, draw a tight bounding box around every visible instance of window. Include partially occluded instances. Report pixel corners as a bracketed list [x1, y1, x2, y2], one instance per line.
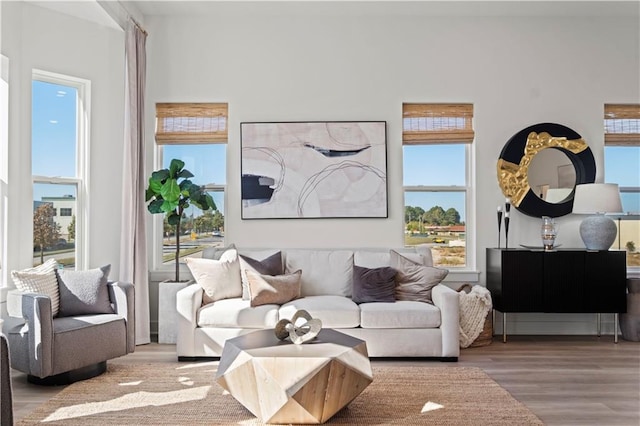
[604, 104, 640, 268]
[403, 103, 474, 269]
[32, 71, 89, 269]
[154, 103, 228, 268]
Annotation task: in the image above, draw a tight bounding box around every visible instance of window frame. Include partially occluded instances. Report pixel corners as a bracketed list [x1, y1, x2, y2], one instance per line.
[604, 103, 640, 270]
[31, 70, 90, 270]
[402, 103, 476, 272]
[151, 103, 228, 273]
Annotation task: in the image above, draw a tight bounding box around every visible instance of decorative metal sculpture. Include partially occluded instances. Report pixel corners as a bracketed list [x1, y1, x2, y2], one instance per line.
[275, 309, 322, 344]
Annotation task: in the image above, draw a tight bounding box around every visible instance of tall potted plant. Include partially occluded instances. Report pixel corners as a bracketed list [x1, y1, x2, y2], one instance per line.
[146, 158, 216, 281]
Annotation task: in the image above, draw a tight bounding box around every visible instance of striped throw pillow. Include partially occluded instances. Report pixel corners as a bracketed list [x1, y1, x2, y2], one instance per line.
[11, 258, 61, 317]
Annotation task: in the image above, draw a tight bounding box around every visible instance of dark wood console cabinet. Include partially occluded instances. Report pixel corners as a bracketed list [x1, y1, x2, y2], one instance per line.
[486, 248, 627, 341]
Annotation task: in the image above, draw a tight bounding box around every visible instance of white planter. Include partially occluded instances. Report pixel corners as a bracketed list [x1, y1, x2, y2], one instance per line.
[158, 280, 193, 344]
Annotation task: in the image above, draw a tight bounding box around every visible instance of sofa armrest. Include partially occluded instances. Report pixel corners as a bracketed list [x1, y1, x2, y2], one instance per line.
[6, 290, 54, 378]
[176, 283, 203, 356]
[108, 281, 135, 353]
[432, 284, 460, 358]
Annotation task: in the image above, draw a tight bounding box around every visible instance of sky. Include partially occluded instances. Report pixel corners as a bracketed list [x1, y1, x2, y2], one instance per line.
[32, 80, 639, 219]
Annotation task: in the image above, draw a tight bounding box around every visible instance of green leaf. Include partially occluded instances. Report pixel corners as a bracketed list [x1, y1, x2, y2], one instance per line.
[179, 179, 194, 192]
[177, 169, 194, 179]
[145, 187, 156, 202]
[160, 179, 181, 202]
[148, 177, 163, 195]
[169, 159, 184, 178]
[151, 169, 169, 182]
[205, 193, 217, 211]
[167, 212, 181, 226]
[147, 198, 165, 214]
[161, 198, 179, 213]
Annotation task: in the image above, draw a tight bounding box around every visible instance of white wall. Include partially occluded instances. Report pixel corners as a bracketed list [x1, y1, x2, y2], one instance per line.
[145, 5, 639, 335]
[0, 2, 125, 281]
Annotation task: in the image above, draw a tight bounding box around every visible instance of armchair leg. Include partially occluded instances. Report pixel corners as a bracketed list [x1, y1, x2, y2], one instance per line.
[27, 361, 107, 386]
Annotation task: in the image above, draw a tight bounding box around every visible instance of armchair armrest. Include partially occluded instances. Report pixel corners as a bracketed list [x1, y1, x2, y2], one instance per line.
[176, 283, 203, 356]
[108, 282, 135, 353]
[6, 290, 54, 378]
[432, 284, 460, 358]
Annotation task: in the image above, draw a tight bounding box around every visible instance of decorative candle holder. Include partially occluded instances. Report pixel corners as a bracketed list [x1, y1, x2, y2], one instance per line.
[497, 206, 503, 248]
[504, 212, 510, 249]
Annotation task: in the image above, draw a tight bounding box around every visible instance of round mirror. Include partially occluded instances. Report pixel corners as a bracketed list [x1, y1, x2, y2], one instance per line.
[497, 122, 595, 218]
[527, 148, 576, 204]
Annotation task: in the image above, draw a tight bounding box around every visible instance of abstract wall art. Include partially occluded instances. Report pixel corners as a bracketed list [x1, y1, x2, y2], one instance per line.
[241, 121, 388, 219]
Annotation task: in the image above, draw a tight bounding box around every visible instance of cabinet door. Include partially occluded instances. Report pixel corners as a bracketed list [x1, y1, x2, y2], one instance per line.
[543, 251, 585, 312]
[583, 251, 627, 313]
[502, 250, 544, 312]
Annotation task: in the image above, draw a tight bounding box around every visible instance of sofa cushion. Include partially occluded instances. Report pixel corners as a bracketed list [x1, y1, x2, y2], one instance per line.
[359, 300, 441, 328]
[239, 251, 283, 300]
[197, 298, 279, 328]
[279, 295, 360, 328]
[185, 249, 242, 304]
[391, 250, 448, 304]
[10, 259, 60, 317]
[56, 264, 114, 317]
[246, 269, 301, 307]
[284, 250, 354, 297]
[352, 265, 396, 304]
[354, 250, 424, 269]
[201, 243, 237, 260]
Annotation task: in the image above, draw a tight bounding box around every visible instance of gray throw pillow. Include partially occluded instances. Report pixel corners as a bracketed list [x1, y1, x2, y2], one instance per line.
[352, 265, 396, 304]
[239, 252, 283, 300]
[390, 250, 448, 304]
[56, 265, 114, 317]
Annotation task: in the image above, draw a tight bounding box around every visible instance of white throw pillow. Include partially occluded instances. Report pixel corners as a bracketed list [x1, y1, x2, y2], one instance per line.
[285, 250, 354, 297]
[185, 249, 242, 305]
[11, 258, 60, 316]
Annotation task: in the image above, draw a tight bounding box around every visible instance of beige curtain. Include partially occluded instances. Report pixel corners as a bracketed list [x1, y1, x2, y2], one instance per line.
[121, 19, 150, 345]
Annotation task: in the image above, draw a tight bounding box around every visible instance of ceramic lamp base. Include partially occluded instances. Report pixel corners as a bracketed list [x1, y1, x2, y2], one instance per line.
[579, 215, 617, 251]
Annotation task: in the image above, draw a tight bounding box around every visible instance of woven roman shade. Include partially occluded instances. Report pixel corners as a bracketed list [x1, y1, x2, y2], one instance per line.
[155, 103, 228, 144]
[403, 103, 474, 144]
[604, 104, 640, 146]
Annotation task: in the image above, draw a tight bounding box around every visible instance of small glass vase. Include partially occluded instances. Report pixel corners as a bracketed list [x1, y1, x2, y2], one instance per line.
[541, 216, 557, 251]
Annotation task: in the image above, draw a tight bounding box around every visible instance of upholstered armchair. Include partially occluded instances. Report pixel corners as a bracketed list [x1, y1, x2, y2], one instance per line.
[2, 277, 134, 385]
[1, 332, 13, 425]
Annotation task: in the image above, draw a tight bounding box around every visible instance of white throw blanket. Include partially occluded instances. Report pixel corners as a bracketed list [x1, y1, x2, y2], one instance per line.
[459, 285, 492, 348]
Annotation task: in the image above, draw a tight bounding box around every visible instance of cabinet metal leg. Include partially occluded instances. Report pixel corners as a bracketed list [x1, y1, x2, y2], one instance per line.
[597, 313, 601, 337]
[502, 312, 507, 343]
[614, 313, 619, 344]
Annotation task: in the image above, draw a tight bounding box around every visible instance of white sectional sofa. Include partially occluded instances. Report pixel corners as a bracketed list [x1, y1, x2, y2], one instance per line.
[176, 246, 460, 360]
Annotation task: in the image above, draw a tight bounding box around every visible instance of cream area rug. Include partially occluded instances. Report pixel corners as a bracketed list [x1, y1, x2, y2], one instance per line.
[18, 362, 543, 425]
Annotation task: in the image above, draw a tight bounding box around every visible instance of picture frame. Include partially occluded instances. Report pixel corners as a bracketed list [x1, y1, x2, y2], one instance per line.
[241, 121, 388, 219]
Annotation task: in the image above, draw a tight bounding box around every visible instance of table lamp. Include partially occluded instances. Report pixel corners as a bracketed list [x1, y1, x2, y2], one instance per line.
[572, 183, 623, 251]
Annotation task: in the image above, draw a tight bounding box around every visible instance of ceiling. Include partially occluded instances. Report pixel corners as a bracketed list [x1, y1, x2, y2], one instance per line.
[125, 1, 640, 18]
[22, 0, 640, 29]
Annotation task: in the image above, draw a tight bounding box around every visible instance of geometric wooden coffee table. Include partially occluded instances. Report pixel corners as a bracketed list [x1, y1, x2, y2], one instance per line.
[216, 328, 373, 424]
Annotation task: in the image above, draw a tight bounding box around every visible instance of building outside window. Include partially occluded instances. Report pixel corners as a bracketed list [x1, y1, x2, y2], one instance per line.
[402, 103, 474, 269]
[154, 103, 228, 268]
[604, 104, 640, 268]
[32, 71, 88, 269]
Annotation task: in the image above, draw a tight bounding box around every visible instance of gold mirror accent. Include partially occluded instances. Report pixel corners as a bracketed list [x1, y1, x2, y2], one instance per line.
[497, 131, 588, 207]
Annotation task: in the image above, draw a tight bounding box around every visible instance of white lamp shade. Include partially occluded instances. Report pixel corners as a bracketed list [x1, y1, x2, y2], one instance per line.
[572, 183, 623, 214]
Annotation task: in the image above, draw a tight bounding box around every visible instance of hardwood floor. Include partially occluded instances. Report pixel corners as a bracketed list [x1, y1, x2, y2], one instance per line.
[9, 335, 640, 425]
